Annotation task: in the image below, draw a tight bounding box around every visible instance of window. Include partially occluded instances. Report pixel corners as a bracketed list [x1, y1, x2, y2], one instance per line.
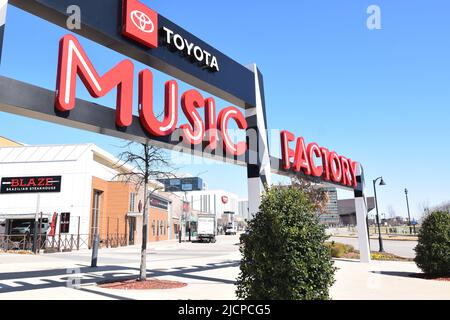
[92, 190, 103, 236]
[60, 212, 71, 234]
[152, 220, 155, 236]
[129, 193, 136, 212]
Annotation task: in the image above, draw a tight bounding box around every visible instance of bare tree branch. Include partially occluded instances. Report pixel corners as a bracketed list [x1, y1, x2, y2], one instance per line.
[291, 177, 330, 214]
[112, 140, 181, 281]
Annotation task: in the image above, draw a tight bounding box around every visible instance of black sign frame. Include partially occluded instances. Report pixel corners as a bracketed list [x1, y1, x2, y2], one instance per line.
[8, 0, 255, 109]
[0, 0, 358, 192]
[0, 175, 62, 194]
[149, 196, 169, 210]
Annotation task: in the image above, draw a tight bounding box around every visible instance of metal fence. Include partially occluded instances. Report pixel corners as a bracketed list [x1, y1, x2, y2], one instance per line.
[0, 234, 89, 252]
[0, 233, 129, 252]
[100, 234, 128, 248]
[368, 226, 420, 235]
[42, 234, 90, 251]
[0, 234, 31, 251]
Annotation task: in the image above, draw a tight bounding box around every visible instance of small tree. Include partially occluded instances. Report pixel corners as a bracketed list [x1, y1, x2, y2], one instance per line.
[414, 211, 450, 277]
[236, 184, 336, 300]
[115, 141, 177, 281]
[291, 178, 329, 214]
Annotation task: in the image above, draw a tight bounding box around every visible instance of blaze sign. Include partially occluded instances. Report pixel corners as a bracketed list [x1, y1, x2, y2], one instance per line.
[0, 176, 62, 194]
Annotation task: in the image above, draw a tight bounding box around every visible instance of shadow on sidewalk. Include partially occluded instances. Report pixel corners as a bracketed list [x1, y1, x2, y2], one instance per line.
[0, 260, 240, 298]
[370, 271, 418, 278]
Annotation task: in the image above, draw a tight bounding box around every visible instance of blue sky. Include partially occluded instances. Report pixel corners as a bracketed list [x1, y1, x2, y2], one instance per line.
[1, 0, 450, 220]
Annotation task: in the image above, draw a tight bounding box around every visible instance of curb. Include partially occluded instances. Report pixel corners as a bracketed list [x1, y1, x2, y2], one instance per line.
[331, 235, 418, 242]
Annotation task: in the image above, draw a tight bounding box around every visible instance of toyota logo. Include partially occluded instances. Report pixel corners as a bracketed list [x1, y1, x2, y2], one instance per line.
[130, 10, 155, 33]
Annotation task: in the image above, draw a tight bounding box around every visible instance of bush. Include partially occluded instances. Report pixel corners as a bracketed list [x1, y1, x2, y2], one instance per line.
[325, 241, 355, 258]
[414, 211, 450, 277]
[236, 186, 336, 300]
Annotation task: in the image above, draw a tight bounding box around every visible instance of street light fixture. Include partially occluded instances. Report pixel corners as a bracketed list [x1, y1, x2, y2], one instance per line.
[373, 177, 386, 252]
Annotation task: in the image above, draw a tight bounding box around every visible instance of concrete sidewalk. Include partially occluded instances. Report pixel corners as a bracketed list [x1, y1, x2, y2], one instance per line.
[0, 236, 448, 300]
[331, 259, 450, 300]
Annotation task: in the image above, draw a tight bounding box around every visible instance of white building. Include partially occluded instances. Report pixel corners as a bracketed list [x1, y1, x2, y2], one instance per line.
[0, 144, 110, 238]
[238, 199, 250, 220]
[174, 189, 241, 228]
[0, 143, 173, 250]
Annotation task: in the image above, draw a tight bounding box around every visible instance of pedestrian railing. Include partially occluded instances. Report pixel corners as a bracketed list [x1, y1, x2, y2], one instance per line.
[0, 234, 90, 252]
[0, 234, 31, 251]
[1, 233, 130, 253]
[42, 234, 90, 251]
[101, 234, 127, 248]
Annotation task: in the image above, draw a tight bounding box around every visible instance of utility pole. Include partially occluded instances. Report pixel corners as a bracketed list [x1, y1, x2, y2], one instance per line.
[91, 191, 101, 267]
[32, 194, 40, 254]
[404, 189, 415, 234]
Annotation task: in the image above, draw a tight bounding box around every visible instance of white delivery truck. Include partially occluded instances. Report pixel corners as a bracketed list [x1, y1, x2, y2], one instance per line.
[197, 214, 216, 243]
[225, 221, 237, 235]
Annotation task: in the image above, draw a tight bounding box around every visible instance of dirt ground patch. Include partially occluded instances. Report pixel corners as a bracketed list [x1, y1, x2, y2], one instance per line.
[99, 279, 188, 290]
[410, 274, 450, 282]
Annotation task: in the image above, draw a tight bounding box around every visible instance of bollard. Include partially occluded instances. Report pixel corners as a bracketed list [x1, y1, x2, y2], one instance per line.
[91, 234, 100, 267]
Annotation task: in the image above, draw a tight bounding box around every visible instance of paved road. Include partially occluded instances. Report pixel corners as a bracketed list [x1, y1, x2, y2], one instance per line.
[2, 234, 449, 300]
[0, 235, 242, 300]
[330, 237, 417, 259]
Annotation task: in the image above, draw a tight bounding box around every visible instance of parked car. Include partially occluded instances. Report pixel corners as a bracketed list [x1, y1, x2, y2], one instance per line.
[225, 226, 237, 235]
[11, 221, 49, 235]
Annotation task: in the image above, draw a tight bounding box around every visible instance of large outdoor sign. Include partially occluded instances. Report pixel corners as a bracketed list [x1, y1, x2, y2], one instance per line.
[0, 176, 62, 194]
[56, 34, 246, 156]
[121, 0, 219, 72]
[9, 0, 253, 108]
[0, 0, 361, 191]
[280, 131, 358, 188]
[54, 32, 357, 189]
[0, 0, 371, 262]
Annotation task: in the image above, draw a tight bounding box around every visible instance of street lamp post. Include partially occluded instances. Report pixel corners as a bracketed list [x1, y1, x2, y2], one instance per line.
[373, 177, 386, 252]
[404, 189, 415, 234]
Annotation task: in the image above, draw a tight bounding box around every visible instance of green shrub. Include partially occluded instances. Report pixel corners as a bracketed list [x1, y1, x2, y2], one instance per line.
[236, 186, 336, 300]
[414, 211, 450, 277]
[325, 241, 355, 258]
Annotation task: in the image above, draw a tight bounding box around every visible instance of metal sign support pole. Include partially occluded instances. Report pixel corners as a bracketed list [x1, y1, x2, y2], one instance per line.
[354, 165, 371, 263]
[0, 0, 7, 64]
[246, 64, 272, 219]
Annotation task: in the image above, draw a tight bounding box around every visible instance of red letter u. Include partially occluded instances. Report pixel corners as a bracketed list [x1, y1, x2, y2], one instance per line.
[138, 69, 178, 136]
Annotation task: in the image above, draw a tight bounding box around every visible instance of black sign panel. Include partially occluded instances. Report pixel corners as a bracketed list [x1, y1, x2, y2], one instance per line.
[149, 196, 168, 210]
[0, 176, 62, 194]
[159, 177, 203, 192]
[9, 0, 256, 108]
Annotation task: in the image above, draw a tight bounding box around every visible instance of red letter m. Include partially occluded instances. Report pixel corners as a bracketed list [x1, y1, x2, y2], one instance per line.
[55, 34, 134, 127]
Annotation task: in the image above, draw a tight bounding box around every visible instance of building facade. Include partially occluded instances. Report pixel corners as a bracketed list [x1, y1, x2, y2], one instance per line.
[0, 143, 172, 250]
[173, 189, 243, 230]
[0, 136, 23, 147]
[318, 187, 340, 226]
[238, 199, 250, 220]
